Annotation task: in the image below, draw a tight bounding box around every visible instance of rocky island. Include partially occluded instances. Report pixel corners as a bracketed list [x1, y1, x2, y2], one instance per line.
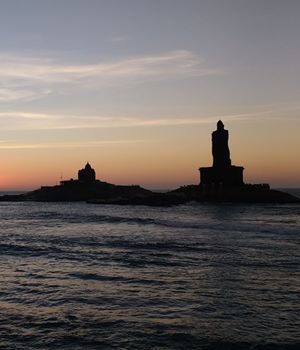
[0, 122, 299, 205]
[0, 162, 153, 202]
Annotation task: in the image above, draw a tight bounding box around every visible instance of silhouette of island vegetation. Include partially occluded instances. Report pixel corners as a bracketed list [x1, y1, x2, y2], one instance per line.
[0, 121, 299, 205]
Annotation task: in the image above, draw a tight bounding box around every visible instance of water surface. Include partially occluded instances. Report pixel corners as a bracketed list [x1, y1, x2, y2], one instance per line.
[0, 201, 299, 349]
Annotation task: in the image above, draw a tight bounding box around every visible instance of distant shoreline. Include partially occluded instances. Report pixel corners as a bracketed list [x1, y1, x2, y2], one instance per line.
[276, 188, 300, 199]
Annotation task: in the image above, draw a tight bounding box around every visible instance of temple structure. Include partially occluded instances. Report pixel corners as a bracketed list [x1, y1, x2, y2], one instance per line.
[78, 162, 96, 183]
[199, 121, 244, 188]
[60, 162, 97, 185]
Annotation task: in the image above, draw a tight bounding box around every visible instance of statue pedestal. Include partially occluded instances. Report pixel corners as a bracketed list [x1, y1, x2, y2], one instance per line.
[199, 165, 244, 188]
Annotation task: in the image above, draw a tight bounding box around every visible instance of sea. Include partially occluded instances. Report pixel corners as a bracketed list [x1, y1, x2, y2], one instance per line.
[0, 190, 299, 349]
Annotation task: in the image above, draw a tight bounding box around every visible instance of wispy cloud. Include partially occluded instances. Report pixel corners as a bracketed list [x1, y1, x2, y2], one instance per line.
[0, 139, 150, 150]
[0, 112, 50, 119]
[0, 51, 218, 81]
[0, 51, 220, 102]
[0, 87, 51, 102]
[0, 110, 277, 131]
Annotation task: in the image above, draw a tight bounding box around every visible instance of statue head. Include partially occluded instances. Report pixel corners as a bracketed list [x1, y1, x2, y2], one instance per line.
[217, 120, 224, 130]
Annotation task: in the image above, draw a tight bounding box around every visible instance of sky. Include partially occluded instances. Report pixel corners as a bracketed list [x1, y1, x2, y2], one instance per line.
[0, 0, 299, 190]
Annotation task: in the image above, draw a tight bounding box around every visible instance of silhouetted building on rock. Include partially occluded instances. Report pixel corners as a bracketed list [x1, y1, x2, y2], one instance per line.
[171, 122, 299, 202]
[1, 149, 299, 203]
[26, 161, 153, 202]
[78, 162, 96, 183]
[60, 162, 97, 186]
[200, 121, 244, 188]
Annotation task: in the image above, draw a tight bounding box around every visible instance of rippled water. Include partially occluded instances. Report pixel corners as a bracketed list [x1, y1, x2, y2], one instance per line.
[0, 201, 299, 349]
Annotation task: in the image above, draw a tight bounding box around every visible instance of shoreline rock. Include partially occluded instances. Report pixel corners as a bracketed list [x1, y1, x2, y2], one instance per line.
[0, 183, 299, 206]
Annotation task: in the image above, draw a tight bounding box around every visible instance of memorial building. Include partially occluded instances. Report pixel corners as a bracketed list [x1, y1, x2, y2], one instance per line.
[60, 162, 97, 185]
[78, 162, 96, 183]
[199, 121, 244, 188]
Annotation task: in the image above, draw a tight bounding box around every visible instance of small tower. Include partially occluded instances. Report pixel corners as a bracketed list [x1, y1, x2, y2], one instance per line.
[78, 162, 96, 183]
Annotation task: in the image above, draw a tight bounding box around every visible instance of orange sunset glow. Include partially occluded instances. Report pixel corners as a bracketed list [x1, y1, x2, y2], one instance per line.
[1, 116, 299, 190]
[0, 1, 299, 191]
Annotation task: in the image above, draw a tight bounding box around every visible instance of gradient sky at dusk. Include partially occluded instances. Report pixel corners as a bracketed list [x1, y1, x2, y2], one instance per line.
[0, 0, 299, 189]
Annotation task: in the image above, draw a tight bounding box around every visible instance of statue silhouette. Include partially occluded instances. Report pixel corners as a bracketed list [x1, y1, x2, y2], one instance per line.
[199, 120, 244, 187]
[212, 120, 231, 168]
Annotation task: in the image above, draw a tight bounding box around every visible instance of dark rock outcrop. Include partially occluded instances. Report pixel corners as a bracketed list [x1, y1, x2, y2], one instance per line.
[24, 181, 152, 202]
[171, 184, 300, 204]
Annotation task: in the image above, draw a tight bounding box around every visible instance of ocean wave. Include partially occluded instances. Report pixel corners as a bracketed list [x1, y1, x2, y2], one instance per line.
[0, 202, 299, 349]
[8, 209, 299, 236]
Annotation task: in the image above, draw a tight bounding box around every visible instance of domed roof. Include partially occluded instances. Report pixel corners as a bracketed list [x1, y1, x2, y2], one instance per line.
[78, 162, 96, 183]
